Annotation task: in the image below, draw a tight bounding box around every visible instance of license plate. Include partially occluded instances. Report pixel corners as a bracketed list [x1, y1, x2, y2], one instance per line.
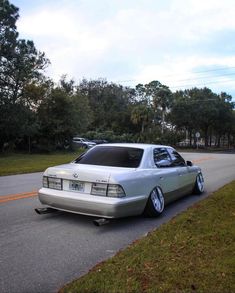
[69, 180, 84, 192]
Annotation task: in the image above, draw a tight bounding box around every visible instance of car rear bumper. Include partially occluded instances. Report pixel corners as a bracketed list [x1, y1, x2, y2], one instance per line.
[38, 188, 147, 218]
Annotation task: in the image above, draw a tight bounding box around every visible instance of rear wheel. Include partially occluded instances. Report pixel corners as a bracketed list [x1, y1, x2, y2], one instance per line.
[144, 186, 165, 217]
[193, 173, 204, 194]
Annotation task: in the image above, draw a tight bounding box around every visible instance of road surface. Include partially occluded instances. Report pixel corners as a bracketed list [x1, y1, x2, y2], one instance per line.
[0, 152, 235, 293]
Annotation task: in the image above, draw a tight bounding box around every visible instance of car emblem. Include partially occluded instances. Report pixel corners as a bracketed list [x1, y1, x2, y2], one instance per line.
[73, 173, 78, 178]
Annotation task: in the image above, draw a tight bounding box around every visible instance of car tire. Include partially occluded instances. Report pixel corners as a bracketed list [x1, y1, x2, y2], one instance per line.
[144, 186, 165, 217]
[193, 173, 204, 194]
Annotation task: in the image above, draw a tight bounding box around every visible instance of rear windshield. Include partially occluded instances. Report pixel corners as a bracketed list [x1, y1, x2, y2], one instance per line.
[74, 146, 144, 168]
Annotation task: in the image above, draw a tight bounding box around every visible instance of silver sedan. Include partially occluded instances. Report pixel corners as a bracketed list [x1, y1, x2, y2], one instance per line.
[37, 143, 204, 219]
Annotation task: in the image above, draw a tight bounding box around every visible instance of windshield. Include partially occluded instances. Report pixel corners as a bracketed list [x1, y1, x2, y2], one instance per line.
[74, 146, 144, 168]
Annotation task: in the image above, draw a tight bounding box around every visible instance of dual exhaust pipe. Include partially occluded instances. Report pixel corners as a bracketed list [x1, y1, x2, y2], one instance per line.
[35, 208, 110, 226]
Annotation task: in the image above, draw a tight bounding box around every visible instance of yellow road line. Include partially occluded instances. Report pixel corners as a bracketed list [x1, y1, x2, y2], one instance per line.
[192, 156, 215, 163]
[0, 191, 38, 204]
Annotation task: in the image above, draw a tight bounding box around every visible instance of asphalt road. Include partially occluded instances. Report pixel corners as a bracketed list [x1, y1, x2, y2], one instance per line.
[0, 152, 235, 293]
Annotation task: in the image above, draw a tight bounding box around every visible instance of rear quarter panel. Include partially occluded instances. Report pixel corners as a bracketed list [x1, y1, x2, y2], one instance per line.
[111, 165, 201, 205]
[111, 168, 179, 200]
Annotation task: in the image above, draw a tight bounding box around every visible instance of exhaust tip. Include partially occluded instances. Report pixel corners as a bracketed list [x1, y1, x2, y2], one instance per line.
[34, 208, 57, 215]
[93, 218, 110, 226]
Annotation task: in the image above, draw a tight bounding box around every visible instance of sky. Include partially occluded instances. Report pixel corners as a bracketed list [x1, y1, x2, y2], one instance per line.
[12, 0, 235, 98]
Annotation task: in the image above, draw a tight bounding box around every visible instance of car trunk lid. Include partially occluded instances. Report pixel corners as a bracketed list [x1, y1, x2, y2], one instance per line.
[44, 163, 136, 184]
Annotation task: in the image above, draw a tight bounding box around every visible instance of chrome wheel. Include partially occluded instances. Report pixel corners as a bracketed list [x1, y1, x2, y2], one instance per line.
[151, 187, 164, 213]
[193, 172, 204, 194]
[144, 186, 165, 217]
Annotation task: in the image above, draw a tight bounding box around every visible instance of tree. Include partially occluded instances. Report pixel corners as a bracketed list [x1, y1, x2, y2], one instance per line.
[212, 92, 235, 147]
[77, 78, 135, 134]
[146, 81, 173, 133]
[188, 88, 219, 147]
[0, 0, 50, 151]
[37, 88, 75, 147]
[37, 85, 93, 150]
[0, 0, 19, 60]
[135, 81, 173, 134]
[131, 102, 153, 134]
[59, 74, 75, 95]
[1, 39, 50, 103]
[170, 88, 235, 148]
[71, 92, 92, 134]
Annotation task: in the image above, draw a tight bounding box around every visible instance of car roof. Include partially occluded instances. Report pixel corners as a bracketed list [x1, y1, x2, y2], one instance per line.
[94, 143, 174, 150]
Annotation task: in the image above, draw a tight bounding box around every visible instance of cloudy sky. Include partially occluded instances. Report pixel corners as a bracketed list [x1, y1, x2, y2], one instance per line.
[13, 0, 235, 97]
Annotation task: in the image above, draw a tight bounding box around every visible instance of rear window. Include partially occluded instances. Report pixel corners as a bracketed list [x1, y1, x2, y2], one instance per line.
[74, 146, 143, 168]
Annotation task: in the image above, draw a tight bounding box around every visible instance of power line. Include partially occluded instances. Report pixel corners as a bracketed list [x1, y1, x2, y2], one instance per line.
[169, 78, 235, 89]
[116, 65, 235, 84]
[165, 72, 235, 83]
[167, 66, 235, 77]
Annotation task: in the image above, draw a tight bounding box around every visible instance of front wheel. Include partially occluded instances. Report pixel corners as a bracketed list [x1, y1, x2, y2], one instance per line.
[144, 186, 165, 217]
[193, 173, 204, 194]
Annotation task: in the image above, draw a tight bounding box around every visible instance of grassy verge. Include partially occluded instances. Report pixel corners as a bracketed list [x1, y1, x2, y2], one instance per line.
[60, 181, 235, 293]
[0, 152, 81, 176]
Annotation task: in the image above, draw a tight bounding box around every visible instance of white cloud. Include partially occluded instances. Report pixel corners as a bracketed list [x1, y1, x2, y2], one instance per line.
[133, 55, 235, 96]
[15, 0, 235, 97]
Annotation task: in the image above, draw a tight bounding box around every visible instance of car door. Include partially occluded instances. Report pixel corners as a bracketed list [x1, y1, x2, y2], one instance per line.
[167, 148, 194, 196]
[153, 147, 180, 204]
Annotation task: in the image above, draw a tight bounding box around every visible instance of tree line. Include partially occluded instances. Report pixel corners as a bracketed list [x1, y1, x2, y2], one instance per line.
[1, 0, 235, 152]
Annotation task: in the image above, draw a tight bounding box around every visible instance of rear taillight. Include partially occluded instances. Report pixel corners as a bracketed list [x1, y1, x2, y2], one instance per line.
[107, 184, 126, 198]
[91, 183, 126, 198]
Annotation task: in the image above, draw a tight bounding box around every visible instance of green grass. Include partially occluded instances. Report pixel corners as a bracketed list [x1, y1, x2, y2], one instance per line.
[60, 181, 235, 293]
[0, 152, 82, 176]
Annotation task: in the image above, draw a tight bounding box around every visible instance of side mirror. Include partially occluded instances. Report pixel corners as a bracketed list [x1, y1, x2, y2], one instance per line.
[186, 160, 193, 167]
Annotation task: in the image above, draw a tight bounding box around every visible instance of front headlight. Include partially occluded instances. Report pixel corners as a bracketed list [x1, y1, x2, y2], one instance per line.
[91, 183, 126, 198]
